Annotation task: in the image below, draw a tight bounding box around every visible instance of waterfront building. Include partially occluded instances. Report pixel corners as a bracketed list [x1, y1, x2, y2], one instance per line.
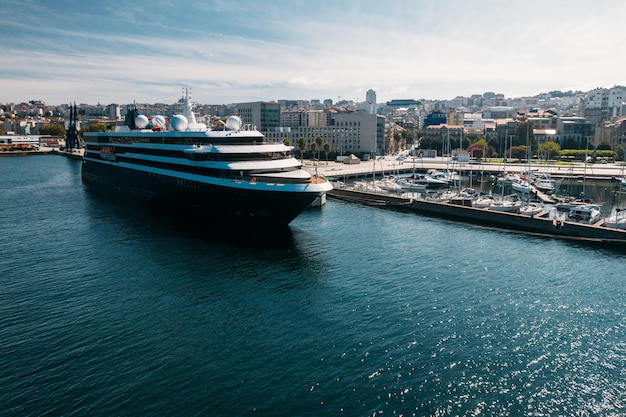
[280, 109, 327, 128]
[236, 101, 281, 131]
[264, 111, 385, 159]
[557, 116, 593, 149]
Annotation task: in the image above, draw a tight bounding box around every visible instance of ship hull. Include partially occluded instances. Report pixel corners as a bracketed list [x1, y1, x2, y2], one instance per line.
[82, 160, 324, 226]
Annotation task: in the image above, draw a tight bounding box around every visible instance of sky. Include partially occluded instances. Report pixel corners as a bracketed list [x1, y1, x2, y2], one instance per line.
[1, 0, 625, 106]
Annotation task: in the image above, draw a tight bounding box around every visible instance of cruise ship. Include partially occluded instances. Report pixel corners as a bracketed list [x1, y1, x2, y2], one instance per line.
[81, 90, 332, 225]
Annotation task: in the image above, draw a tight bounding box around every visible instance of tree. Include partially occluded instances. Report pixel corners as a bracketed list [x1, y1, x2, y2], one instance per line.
[509, 145, 528, 160]
[88, 123, 107, 132]
[314, 135, 323, 161]
[39, 124, 66, 137]
[393, 131, 403, 153]
[517, 121, 536, 155]
[323, 142, 331, 164]
[297, 137, 307, 162]
[283, 138, 291, 147]
[402, 129, 415, 148]
[539, 141, 560, 161]
[78, 123, 106, 138]
[310, 142, 319, 161]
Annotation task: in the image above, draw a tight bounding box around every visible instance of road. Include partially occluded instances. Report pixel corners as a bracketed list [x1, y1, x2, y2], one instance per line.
[305, 156, 626, 180]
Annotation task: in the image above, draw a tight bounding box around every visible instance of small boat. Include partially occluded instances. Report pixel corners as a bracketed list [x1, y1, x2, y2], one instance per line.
[375, 178, 403, 193]
[555, 197, 594, 212]
[407, 173, 448, 190]
[511, 178, 532, 194]
[424, 189, 458, 202]
[429, 170, 460, 186]
[473, 194, 495, 208]
[489, 194, 522, 213]
[496, 173, 521, 186]
[534, 176, 557, 193]
[395, 178, 428, 192]
[519, 202, 543, 217]
[604, 208, 626, 229]
[567, 205, 602, 225]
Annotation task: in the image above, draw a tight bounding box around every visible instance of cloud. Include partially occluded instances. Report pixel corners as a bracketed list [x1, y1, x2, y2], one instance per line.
[2, 0, 626, 104]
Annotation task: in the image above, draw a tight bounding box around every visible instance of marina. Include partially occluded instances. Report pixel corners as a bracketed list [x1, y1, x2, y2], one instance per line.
[312, 152, 626, 246]
[329, 186, 626, 245]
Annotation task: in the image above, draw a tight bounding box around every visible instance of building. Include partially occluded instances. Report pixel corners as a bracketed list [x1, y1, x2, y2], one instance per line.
[557, 117, 593, 149]
[236, 102, 281, 131]
[264, 111, 385, 158]
[423, 110, 446, 127]
[280, 109, 326, 128]
[583, 86, 626, 121]
[366, 89, 376, 114]
[482, 106, 516, 120]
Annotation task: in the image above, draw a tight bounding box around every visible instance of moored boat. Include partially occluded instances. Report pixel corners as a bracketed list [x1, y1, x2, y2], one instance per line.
[81, 89, 332, 225]
[488, 194, 522, 213]
[604, 208, 626, 229]
[567, 205, 602, 225]
[519, 202, 543, 217]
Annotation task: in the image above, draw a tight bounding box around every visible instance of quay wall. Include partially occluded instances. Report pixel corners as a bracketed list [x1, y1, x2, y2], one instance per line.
[328, 187, 626, 245]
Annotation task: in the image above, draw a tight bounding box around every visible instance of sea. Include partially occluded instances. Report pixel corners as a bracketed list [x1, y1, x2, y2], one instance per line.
[1, 155, 626, 417]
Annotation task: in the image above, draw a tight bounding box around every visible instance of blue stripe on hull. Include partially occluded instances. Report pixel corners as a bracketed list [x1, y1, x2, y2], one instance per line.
[82, 160, 321, 225]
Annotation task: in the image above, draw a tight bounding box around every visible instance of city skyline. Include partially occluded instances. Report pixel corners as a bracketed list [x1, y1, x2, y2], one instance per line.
[2, 0, 625, 106]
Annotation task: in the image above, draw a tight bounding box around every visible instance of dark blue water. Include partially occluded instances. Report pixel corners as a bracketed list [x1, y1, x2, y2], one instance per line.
[2, 155, 626, 416]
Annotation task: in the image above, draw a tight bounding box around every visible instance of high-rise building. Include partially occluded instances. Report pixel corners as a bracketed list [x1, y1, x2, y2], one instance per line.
[236, 102, 280, 131]
[366, 89, 376, 114]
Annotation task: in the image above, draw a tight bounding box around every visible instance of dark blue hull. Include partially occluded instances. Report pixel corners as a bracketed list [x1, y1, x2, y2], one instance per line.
[82, 160, 322, 225]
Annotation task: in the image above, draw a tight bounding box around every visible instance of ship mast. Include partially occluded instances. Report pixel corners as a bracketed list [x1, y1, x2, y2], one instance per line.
[182, 87, 197, 125]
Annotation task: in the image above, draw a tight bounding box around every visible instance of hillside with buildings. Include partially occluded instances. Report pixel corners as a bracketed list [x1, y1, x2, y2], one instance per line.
[2, 86, 626, 160]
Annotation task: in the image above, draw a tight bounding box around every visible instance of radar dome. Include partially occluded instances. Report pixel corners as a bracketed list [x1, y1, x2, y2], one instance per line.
[135, 114, 149, 129]
[171, 114, 188, 132]
[152, 115, 166, 129]
[225, 115, 242, 130]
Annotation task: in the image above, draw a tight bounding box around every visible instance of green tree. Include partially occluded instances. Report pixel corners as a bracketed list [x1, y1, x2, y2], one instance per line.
[282, 138, 291, 147]
[314, 135, 323, 161]
[402, 129, 415, 148]
[509, 145, 528, 160]
[310, 142, 319, 162]
[297, 137, 307, 162]
[539, 141, 560, 161]
[323, 142, 331, 165]
[517, 121, 536, 155]
[39, 124, 66, 136]
[393, 131, 403, 152]
[79, 123, 106, 138]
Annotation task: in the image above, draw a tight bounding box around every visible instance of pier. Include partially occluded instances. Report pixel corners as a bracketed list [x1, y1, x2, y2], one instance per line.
[328, 185, 626, 245]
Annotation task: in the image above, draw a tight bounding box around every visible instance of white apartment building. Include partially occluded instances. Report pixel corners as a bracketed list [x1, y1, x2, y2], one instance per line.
[584, 86, 626, 114]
